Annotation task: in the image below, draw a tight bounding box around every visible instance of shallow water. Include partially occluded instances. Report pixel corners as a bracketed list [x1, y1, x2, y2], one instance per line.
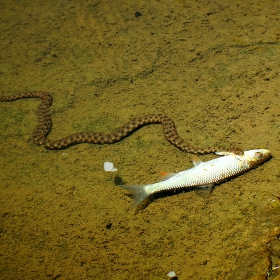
[1, 0, 280, 279]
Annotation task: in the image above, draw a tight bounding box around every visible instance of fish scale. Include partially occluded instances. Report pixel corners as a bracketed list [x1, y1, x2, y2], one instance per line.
[120, 149, 271, 209]
[147, 157, 247, 193]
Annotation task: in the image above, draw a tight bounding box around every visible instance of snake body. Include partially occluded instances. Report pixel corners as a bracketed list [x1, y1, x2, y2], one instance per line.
[0, 91, 236, 154]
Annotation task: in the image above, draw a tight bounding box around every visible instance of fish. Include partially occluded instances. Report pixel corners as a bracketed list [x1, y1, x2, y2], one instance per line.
[120, 149, 271, 208]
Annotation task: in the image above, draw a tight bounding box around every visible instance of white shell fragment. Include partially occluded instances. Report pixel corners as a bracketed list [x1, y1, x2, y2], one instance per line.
[167, 271, 176, 277]
[103, 162, 117, 172]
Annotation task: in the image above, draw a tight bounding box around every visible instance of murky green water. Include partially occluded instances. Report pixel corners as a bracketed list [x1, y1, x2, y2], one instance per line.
[1, 0, 280, 279]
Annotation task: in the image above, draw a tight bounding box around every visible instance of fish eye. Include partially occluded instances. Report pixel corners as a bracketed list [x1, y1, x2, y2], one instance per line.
[255, 152, 263, 159]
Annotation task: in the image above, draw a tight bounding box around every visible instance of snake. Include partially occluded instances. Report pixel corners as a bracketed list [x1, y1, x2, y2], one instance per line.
[0, 91, 242, 154]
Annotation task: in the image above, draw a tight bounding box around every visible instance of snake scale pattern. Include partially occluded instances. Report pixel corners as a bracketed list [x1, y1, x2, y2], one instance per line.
[0, 91, 238, 154]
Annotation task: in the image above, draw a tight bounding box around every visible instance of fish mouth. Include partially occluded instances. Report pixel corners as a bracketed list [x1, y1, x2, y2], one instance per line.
[258, 149, 271, 161]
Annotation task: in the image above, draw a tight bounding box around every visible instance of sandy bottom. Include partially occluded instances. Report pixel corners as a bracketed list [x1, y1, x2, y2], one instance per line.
[1, 0, 280, 279]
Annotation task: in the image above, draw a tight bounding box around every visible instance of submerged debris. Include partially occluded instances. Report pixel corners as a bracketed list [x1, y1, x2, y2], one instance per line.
[103, 161, 117, 172]
[167, 271, 176, 278]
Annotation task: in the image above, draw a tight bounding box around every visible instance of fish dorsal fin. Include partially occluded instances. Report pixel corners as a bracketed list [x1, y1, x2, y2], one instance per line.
[191, 155, 203, 167]
[159, 171, 177, 181]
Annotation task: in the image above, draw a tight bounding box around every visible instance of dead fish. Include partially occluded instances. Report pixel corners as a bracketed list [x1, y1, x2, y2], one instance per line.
[120, 149, 271, 208]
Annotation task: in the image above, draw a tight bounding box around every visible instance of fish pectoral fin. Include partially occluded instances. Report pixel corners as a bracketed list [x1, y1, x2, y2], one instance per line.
[195, 184, 214, 198]
[191, 155, 203, 166]
[159, 171, 177, 181]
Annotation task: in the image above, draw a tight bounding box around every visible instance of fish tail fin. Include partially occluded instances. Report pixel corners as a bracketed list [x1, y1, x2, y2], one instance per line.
[120, 185, 149, 209]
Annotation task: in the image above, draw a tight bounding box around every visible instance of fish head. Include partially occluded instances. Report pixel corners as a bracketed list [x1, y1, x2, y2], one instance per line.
[242, 149, 271, 168]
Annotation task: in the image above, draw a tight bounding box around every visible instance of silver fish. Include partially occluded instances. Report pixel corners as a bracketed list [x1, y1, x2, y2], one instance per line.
[120, 149, 271, 208]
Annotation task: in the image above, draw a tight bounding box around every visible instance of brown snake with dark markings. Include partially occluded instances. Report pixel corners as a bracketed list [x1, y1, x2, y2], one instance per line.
[0, 91, 242, 154]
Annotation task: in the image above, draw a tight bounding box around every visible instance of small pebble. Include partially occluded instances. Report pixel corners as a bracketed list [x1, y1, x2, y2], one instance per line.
[103, 162, 117, 172]
[167, 271, 176, 278]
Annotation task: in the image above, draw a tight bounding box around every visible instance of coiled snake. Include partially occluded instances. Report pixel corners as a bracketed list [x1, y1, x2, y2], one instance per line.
[0, 91, 241, 154]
